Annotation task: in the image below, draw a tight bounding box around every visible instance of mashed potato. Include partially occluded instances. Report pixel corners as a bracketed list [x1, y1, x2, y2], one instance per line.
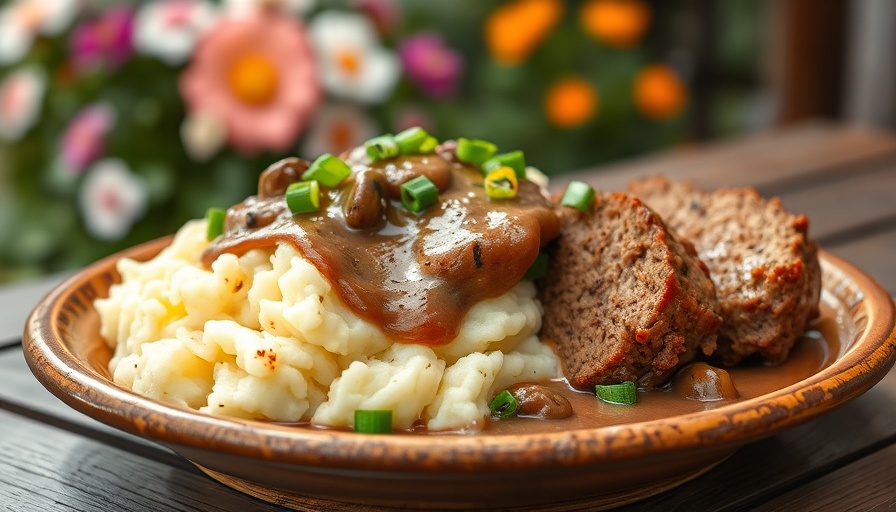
[97, 220, 560, 430]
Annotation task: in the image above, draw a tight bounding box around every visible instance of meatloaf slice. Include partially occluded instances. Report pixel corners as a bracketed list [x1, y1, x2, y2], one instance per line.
[627, 177, 822, 365]
[539, 192, 722, 390]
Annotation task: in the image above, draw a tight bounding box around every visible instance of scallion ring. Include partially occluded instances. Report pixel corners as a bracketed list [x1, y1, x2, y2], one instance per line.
[523, 252, 549, 280]
[484, 167, 519, 199]
[400, 175, 439, 213]
[302, 154, 351, 188]
[395, 127, 430, 154]
[285, 180, 320, 215]
[560, 181, 595, 213]
[365, 134, 400, 161]
[418, 135, 439, 153]
[483, 150, 526, 179]
[205, 208, 225, 241]
[456, 137, 497, 166]
[489, 390, 519, 418]
[354, 410, 393, 434]
[595, 381, 637, 405]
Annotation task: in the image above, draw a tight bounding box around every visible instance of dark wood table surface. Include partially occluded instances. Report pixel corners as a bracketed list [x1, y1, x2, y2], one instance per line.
[2, 121, 895, 511]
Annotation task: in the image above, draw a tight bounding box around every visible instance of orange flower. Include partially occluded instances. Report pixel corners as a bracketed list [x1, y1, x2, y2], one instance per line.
[485, 0, 563, 66]
[634, 64, 687, 119]
[544, 76, 598, 128]
[580, 0, 651, 49]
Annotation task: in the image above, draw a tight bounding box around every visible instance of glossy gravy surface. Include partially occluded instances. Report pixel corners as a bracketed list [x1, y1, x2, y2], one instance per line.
[476, 308, 839, 435]
[203, 154, 558, 345]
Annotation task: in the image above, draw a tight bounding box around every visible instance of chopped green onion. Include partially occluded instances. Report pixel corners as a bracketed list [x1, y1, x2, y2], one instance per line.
[400, 175, 439, 213]
[365, 134, 400, 161]
[395, 127, 430, 154]
[489, 390, 519, 418]
[484, 167, 519, 199]
[483, 150, 527, 179]
[456, 137, 497, 166]
[595, 381, 637, 405]
[524, 252, 549, 280]
[302, 154, 351, 188]
[418, 135, 439, 153]
[206, 208, 225, 241]
[354, 410, 392, 434]
[561, 181, 595, 213]
[285, 180, 320, 214]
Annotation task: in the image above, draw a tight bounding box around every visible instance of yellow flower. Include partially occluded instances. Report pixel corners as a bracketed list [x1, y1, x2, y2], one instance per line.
[485, 0, 564, 66]
[580, 0, 651, 49]
[545, 76, 598, 128]
[634, 64, 687, 119]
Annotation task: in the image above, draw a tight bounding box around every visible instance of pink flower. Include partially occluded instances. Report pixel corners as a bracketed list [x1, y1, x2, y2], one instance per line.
[79, 159, 148, 240]
[180, 11, 320, 154]
[399, 32, 462, 98]
[0, 66, 45, 141]
[60, 103, 116, 175]
[70, 7, 135, 72]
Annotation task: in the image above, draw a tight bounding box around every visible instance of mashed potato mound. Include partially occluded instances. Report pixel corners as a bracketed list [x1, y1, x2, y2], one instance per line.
[97, 220, 560, 430]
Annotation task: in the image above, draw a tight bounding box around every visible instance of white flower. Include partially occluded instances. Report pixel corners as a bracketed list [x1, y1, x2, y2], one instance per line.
[309, 11, 399, 104]
[134, 0, 217, 65]
[79, 159, 149, 241]
[224, 0, 315, 17]
[301, 103, 378, 158]
[0, 66, 45, 141]
[180, 111, 227, 162]
[0, 0, 79, 64]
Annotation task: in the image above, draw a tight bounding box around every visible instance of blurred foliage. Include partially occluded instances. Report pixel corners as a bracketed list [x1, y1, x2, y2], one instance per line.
[0, 0, 763, 281]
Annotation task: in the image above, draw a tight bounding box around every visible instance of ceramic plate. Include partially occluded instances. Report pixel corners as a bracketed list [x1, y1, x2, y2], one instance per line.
[23, 237, 896, 510]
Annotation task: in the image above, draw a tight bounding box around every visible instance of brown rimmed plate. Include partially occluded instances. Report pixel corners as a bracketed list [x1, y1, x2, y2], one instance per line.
[23, 237, 896, 511]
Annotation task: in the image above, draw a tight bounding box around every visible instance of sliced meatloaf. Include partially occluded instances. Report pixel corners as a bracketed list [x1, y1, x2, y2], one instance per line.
[627, 177, 822, 365]
[538, 192, 722, 389]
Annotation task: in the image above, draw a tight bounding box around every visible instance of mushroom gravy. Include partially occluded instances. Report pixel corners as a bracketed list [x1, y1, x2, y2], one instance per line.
[202, 152, 559, 346]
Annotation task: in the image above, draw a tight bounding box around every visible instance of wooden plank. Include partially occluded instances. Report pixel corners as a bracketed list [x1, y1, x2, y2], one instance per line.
[752, 443, 896, 512]
[773, 162, 896, 241]
[0, 272, 67, 345]
[0, 410, 283, 512]
[551, 122, 896, 193]
[0, 347, 171, 460]
[617, 367, 896, 511]
[827, 228, 896, 295]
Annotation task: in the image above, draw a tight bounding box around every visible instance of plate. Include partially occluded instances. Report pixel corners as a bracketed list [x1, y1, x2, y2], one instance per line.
[23, 237, 896, 510]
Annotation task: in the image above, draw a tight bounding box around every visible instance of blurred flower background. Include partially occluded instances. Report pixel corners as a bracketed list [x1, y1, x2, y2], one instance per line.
[0, 0, 765, 281]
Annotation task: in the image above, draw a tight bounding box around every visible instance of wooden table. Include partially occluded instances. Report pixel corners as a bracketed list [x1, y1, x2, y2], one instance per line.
[2, 121, 895, 511]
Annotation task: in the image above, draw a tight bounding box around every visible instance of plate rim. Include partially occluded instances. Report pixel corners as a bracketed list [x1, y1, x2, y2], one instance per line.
[22, 237, 896, 474]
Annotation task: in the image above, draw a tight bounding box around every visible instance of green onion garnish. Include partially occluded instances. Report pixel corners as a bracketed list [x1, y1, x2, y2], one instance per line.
[205, 208, 225, 241]
[365, 134, 400, 161]
[483, 150, 526, 179]
[560, 181, 595, 213]
[395, 127, 430, 154]
[456, 137, 497, 166]
[484, 167, 518, 199]
[595, 381, 637, 405]
[418, 135, 439, 153]
[354, 410, 393, 434]
[285, 180, 320, 214]
[400, 175, 439, 213]
[489, 390, 519, 418]
[302, 154, 351, 188]
[523, 252, 549, 280]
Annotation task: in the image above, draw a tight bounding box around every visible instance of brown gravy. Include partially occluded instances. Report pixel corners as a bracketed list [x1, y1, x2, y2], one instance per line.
[273, 306, 839, 436]
[203, 153, 559, 345]
[476, 308, 839, 435]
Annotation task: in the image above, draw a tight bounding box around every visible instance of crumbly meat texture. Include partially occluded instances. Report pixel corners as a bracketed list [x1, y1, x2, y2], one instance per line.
[538, 192, 722, 389]
[627, 176, 822, 365]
